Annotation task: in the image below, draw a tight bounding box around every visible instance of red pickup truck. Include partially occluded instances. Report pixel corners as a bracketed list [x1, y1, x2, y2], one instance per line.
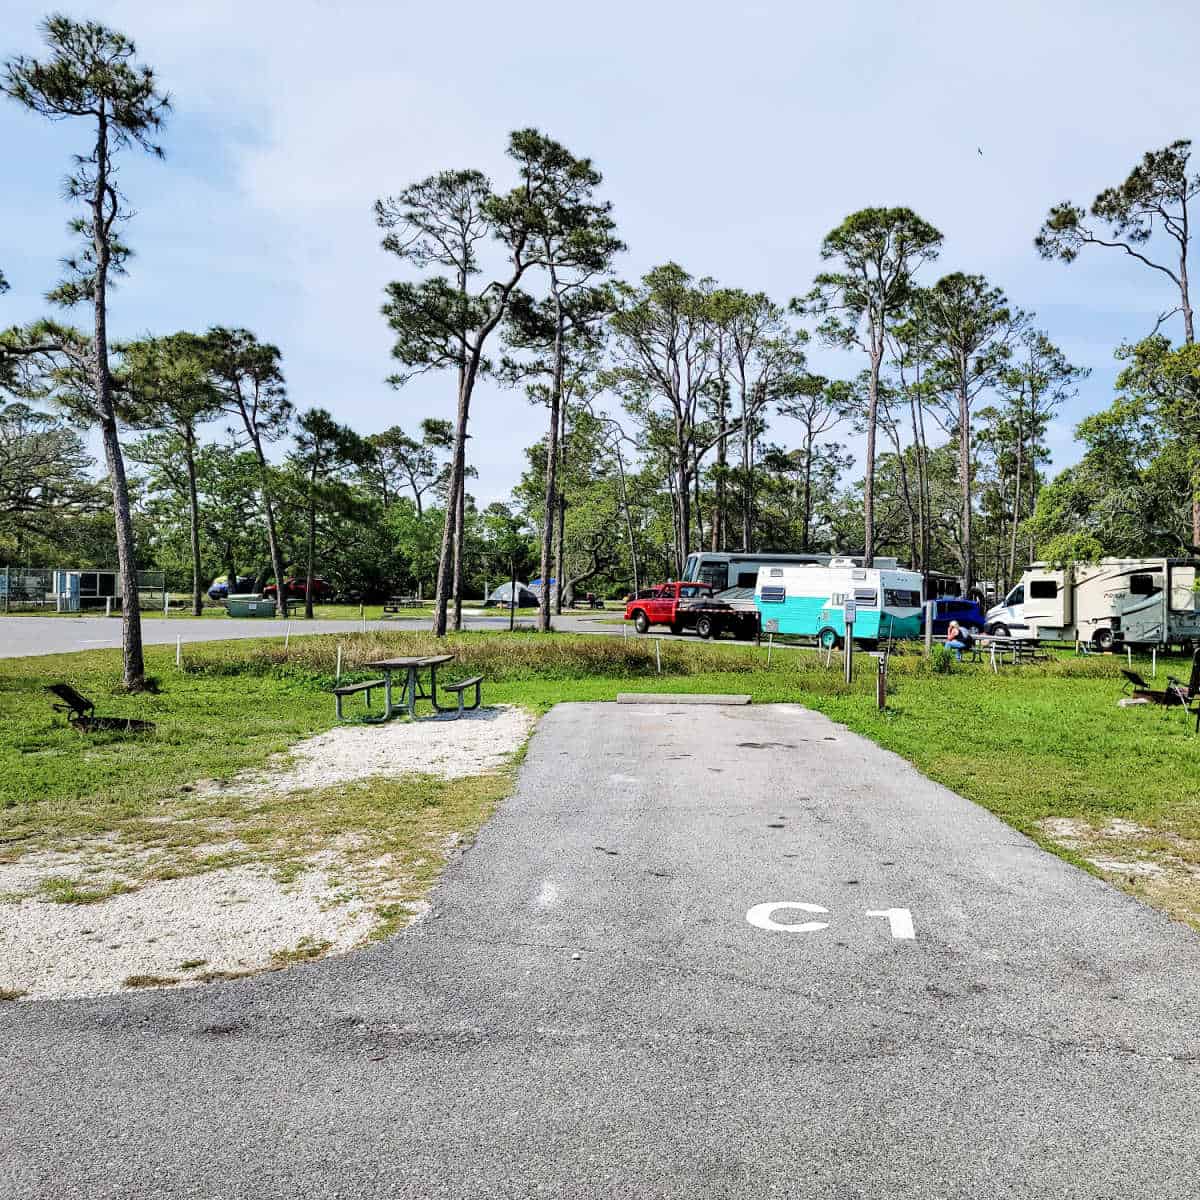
[624, 581, 759, 640]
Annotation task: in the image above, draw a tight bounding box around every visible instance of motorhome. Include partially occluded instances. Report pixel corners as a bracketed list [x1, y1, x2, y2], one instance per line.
[984, 558, 1200, 649]
[682, 550, 898, 593]
[753, 559, 924, 648]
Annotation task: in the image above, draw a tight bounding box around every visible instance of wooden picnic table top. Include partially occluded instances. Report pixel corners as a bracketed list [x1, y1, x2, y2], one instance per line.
[364, 654, 454, 670]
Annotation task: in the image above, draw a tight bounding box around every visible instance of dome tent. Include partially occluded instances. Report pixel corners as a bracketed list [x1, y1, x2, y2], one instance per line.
[484, 580, 539, 609]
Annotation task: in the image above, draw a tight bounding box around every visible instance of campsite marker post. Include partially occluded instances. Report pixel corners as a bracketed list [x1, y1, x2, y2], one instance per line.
[843, 597, 856, 684]
[923, 600, 933, 655]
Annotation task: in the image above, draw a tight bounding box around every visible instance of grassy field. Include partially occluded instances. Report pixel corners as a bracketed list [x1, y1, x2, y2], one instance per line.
[2, 630, 1198, 928]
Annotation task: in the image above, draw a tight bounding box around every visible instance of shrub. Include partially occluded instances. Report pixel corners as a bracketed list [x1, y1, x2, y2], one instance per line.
[927, 645, 955, 675]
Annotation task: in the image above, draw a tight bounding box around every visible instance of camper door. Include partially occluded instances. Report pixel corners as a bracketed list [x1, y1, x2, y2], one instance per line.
[1022, 569, 1066, 633]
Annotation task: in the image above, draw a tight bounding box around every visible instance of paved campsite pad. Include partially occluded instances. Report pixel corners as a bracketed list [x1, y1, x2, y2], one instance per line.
[2, 702, 1199, 1197]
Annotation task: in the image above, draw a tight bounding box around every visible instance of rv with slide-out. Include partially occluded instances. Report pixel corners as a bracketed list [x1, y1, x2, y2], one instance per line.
[984, 558, 1200, 650]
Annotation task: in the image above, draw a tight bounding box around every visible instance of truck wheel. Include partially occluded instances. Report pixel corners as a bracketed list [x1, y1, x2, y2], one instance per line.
[633, 611, 650, 635]
[817, 627, 842, 651]
[696, 615, 715, 639]
[1092, 628, 1113, 652]
[989, 622, 1010, 638]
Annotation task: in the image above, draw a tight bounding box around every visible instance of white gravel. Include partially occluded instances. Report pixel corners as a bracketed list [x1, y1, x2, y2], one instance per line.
[0, 864, 380, 1001]
[223, 704, 534, 795]
[0, 706, 534, 1002]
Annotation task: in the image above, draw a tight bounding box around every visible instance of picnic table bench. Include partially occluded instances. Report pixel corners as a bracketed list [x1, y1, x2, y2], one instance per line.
[970, 634, 1051, 671]
[332, 677, 386, 720]
[439, 674, 483, 716]
[382, 596, 424, 613]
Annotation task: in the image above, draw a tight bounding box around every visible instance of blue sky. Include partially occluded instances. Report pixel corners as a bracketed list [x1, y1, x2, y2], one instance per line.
[2, 0, 1196, 503]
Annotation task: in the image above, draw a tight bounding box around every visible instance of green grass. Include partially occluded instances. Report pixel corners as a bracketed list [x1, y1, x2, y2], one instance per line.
[2, 630, 1199, 928]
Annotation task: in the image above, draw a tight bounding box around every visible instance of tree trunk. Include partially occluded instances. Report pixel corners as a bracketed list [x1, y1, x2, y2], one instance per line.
[509, 556, 516, 632]
[452, 469, 465, 631]
[538, 277, 565, 633]
[92, 107, 145, 689]
[1181, 241, 1194, 346]
[712, 383, 727, 551]
[554, 398, 568, 615]
[741, 394, 753, 552]
[675, 425, 691, 576]
[958, 375, 973, 595]
[305, 468, 317, 621]
[1009, 415, 1023, 585]
[433, 367, 472, 637]
[801, 434, 814, 552]
[184, 428, 203, 616]
[614, 439, 639, 595]
[550, 494, 562, 610]
[863, 336, 883, 566]
[246, 431, 289, 619]
[908, 396, 927, 576]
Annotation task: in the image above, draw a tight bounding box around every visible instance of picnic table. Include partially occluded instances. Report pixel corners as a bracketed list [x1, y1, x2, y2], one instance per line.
[361, 654, 455, 720]
[382, 596, 425, 614]
[971, 634, 1050, 671]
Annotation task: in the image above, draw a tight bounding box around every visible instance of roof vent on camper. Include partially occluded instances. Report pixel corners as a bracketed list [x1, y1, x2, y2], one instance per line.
[830, 556, 854, 568]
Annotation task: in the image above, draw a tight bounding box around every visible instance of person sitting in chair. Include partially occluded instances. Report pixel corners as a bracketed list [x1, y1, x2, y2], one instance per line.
[945, 619, 973, 662]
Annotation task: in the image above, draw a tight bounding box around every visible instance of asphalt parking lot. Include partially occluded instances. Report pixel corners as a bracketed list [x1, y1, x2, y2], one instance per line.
[2, 701, 1197, 1197]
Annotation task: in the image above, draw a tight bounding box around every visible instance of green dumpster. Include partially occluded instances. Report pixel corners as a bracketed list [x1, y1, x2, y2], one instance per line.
[225, 593, 277, 618]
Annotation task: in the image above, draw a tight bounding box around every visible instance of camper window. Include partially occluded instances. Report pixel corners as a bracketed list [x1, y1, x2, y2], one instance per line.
[736, 571, 758, 588]
[1029, 579, 1057, 599]
[1130, 574, 1155, 597]
[1169, 565, 1197, 612]
[884, 588, 921, 607]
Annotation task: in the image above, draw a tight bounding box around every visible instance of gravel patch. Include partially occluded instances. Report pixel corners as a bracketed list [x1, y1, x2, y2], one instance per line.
[213, 704, 534, 797]
[0, 864, 379, 1000]
[1, 705, 534, 1001]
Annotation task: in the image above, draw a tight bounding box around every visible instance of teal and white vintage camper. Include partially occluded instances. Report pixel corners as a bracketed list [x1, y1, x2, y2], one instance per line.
[754, 559, 924, 647]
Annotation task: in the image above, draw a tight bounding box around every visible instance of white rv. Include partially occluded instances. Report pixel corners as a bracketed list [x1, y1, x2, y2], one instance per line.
[984, 558, 1200, 649]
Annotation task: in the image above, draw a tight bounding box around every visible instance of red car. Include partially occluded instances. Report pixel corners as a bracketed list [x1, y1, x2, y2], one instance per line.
[262, 577, 334, 601]
[625, 581, 760, 639]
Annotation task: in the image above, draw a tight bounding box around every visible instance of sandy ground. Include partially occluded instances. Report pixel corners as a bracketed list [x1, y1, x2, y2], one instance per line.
[0, 706, 534, 1001]
[1037, 815, 1200, 929]
[221, 703, 534, 795]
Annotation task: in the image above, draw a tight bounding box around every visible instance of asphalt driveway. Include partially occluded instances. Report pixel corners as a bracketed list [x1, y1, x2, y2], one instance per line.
[2, 702, 1198, 1197]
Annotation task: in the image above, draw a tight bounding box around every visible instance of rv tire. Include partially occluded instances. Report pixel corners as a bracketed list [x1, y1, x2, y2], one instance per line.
[988, 622, 1010, 638]
[817, 627, 842, 651]
[1092, 628, 1113, 652]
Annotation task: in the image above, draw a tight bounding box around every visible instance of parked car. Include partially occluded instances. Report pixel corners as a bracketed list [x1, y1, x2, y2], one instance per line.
[207, 575, 257, 601]
[262, 577, 335, 601]
[928, 597, 986, 636]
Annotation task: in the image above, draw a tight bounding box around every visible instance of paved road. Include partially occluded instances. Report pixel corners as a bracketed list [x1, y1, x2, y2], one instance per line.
[0, 611, 620, 658]
[3, 703, 1198, 1197]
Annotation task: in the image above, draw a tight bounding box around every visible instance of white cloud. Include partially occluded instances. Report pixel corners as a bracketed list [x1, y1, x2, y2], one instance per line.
[4, 0, 1198, 502]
